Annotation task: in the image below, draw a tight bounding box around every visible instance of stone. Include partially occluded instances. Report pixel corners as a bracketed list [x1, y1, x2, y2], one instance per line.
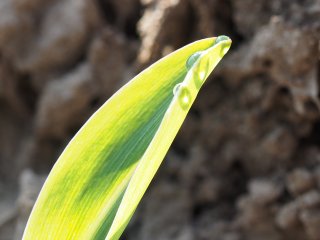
[137, 0, 188, 66]
[297, 190, 320, 209]
[35, 63, 97, 139]
[249, 178, 283, 205]
[276, 202, 300, 229]
[286, 168, 315, 196]
[88, 28, 128, 98]
[299, 209, 320, 240]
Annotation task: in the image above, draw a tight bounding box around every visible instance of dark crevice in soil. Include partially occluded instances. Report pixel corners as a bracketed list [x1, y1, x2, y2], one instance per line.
[304, 99, 319, 114]
[216, 0, 245, 49]
[190, 108, 202, 120]
[278, 86, 290, 96]
[172, 143, 189, 158]
[31, 138, 65, 173]
[277, 187, 293, 204]
[16, 74, 39, 115]
[96, 0, 117, 25]
[298, 121, 320, 147]
[89, 96, 102, 109]
[192, 203, 213, 219]
[225, 159, 248, 198]
[192, 202, 236, 222]
[124, 5, 143, 39]
[183, 1, 199, 43]
[317, 60, 320, 99]
[95, 0, 142, 39]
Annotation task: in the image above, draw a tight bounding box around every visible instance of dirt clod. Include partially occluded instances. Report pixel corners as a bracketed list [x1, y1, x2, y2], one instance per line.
[1, 0, 320, 239]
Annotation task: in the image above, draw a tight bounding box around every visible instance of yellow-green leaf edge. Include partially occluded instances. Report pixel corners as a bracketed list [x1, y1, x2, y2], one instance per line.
[23, 36, 231, 240]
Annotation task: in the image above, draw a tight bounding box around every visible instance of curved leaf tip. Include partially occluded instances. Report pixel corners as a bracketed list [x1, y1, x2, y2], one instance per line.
[23, 36, 231, 240]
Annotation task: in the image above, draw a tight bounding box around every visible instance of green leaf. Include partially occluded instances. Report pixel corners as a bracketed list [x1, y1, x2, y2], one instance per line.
[23, 36, 231, 240]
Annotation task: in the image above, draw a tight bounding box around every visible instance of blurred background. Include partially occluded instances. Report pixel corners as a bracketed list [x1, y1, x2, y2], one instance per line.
[0, 0, 320, 239]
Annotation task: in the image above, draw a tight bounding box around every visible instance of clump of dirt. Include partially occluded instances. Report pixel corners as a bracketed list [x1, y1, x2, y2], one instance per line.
[0, 0, 320, 239]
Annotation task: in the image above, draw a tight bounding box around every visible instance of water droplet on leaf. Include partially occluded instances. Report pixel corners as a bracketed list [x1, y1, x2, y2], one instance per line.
[173, 83, 182, 95]
[173, 83, 192, 110]
[215, 35, 230, 44]
[215, 35, 231, 57]
[193, 62, 208, 90]
[178, 86, 191, 110]
[186, 51, 203, 69]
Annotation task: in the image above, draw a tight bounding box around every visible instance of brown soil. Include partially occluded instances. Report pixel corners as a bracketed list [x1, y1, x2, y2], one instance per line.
[0, 0, 320, 239]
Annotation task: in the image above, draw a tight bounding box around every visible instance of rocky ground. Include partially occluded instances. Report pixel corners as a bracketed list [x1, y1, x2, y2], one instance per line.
[0, 0, 320, 239]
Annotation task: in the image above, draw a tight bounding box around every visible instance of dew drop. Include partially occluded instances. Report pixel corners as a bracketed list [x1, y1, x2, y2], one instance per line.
[215, 35, 230, 44]
[193, 62, 208, 90]
[173, 83, 182, 95]
[173, 83, 192, 110]
[178, 85, 192, 110]
[199, 70, 206, 81]
[215, 35, 231, 57]
[186, 51, 203, 69]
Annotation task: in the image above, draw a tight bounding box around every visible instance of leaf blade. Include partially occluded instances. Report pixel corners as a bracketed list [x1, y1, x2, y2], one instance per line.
[106, 37, 231, 239]
[23, 37, 231, 240]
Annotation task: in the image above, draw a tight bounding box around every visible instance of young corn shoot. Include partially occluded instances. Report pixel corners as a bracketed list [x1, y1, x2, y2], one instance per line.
[23, 36, 232, 240]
